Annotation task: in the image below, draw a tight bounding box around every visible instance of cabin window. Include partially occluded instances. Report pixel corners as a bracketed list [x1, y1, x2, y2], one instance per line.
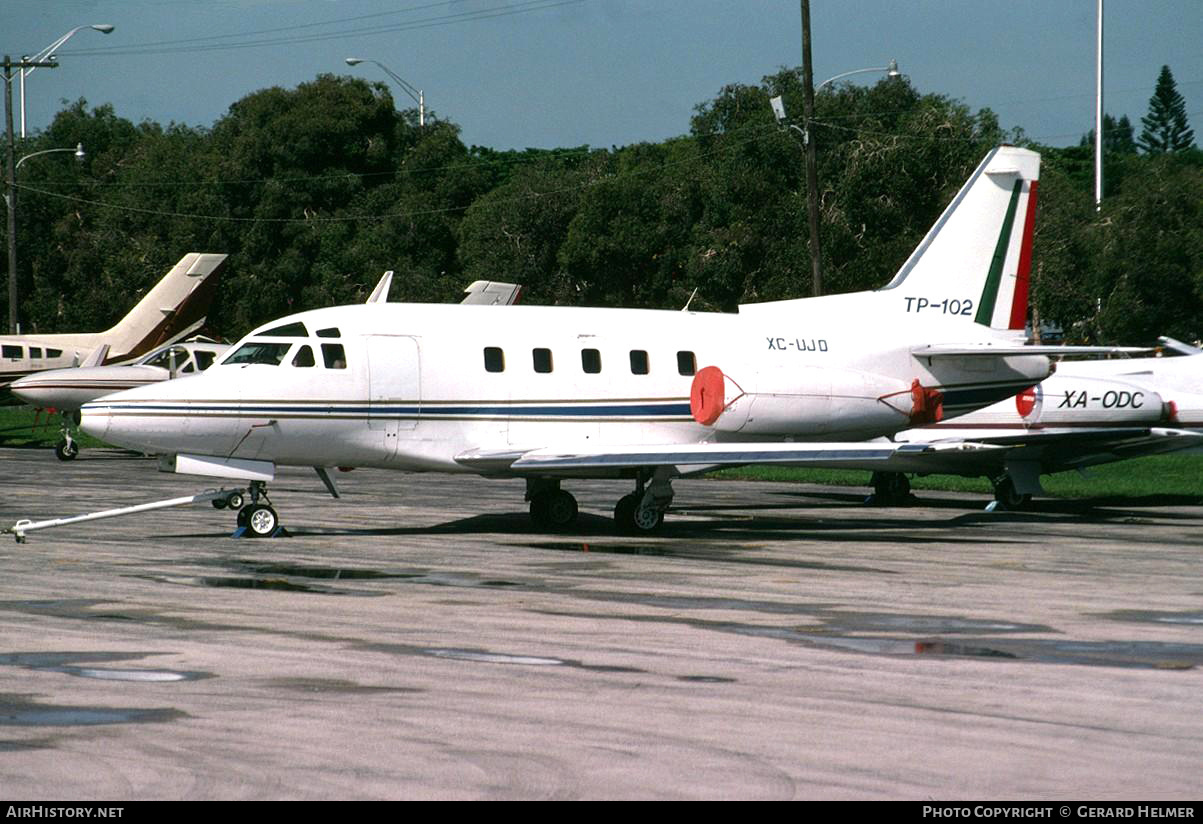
[292, 345, 316, 367]
[533, 348, 553, 373]
[195, 350, 218, 370]
[581, 348, 601, 374]
[316, 327, 340, 338]
[2, 345, 21, 359]
[261, 321, 309, 337]
[677, 351, 696, 376]
[181, 361, 196, 373]
[321, 343, 347, 369]
[484, 347, 505, 373]
[46, 348, 61, 358]
[223, 341, 291, 366]
[629, 350, 649, 375]
[29, 347, 42, 359]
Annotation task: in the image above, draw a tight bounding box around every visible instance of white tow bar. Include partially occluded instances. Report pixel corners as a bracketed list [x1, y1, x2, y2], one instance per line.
[5, 488, 238, 543]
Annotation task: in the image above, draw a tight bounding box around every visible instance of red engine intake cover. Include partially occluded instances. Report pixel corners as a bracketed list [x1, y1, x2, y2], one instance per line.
[690, 366, 726, 426]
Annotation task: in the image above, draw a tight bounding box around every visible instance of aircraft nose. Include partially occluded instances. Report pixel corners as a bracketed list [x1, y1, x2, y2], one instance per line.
[79, 400, 113, 442]
[8, 375, 52, 408]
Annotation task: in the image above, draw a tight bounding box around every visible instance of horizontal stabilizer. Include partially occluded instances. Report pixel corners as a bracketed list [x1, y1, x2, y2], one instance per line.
[913, 344, 1152, 358]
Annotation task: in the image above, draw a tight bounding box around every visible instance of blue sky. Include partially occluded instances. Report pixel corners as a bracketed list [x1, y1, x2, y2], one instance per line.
[5, 0, 1202, 150]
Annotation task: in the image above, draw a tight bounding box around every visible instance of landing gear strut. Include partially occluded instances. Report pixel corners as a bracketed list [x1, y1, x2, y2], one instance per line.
[54, 411, 82, 461]
[614, 470, 674, 533]
[526, 478, 578, 530]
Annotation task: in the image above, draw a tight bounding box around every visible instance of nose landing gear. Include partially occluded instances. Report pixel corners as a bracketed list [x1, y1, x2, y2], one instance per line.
[217, 481, 286, 538]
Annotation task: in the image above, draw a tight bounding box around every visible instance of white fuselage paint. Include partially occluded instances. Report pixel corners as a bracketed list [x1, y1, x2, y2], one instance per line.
[82, 294, 1049, 477]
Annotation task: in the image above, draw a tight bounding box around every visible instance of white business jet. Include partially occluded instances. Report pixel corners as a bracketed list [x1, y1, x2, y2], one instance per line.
[81, 147, 1117, 536]
[0, 253, 227, 393]
[872, 347, 1203, 508]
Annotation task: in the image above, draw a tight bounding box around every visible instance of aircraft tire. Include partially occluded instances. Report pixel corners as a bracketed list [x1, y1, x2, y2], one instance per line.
[530, 491, 578, 530]
[54, 440, 79, 461]
[615, 494, 664, 534]
[544, 490, 578, 529]
[992, 477, 1030, 510]
[226, 491, 245, 510]
[244, 504, 279, 538]
[871, 471, 910, 504]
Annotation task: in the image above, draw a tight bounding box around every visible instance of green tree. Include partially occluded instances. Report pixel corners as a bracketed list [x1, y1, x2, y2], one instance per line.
[1138, 66, 1195, 153]
[1080, 113, 1138, 154]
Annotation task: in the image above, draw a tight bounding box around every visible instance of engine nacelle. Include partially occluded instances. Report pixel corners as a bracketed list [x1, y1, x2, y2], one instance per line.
[690, 364, 922, 439]
[1015, 375, 1169, 425]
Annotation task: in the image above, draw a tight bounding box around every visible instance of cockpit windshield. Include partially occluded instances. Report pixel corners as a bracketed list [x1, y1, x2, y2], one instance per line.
[223, 341, 292, 366]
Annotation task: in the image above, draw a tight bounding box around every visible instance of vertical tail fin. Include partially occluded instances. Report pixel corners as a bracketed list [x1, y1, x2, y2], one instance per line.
[99, 253, 227, 361]
[881, 146, 1040, 331]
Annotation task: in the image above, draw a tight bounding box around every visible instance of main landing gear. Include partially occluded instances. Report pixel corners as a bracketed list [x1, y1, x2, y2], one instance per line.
[211, 481, 284, 537]
[990, 474, 1031, 511]
[526, 471, 676, 534]
[868, 471, 914, 506]
[614, 471, 674, 534]
[526, 479, 579, 530]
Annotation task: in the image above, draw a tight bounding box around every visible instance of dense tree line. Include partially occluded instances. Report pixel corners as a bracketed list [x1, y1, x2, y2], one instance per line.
[4, 68, 1200, 345]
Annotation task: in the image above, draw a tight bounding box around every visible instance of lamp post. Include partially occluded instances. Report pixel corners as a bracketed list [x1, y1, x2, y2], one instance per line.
[20, 24, 115, 138]
[3, 137, 84, 334]
[345, 57, 425, 127]
[771, 59, 900, 297]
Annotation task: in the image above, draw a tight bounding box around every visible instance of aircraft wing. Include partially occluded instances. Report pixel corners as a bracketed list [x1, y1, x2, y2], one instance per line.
[454, 440, 1004, 475]
[455, 426, 1203, 479]
[890, 426, 1203, 476]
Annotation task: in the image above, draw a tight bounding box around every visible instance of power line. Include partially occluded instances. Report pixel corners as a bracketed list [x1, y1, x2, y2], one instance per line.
[59, 0, 589, 57]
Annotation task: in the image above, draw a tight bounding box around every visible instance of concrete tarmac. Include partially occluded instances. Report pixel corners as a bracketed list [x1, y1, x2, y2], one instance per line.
[0, 447, 1200, 800]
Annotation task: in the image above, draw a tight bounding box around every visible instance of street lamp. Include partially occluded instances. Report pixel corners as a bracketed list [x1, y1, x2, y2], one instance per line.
[770, 59, 900, 297]
[345, 57, 425, 127]
[20, 24, 115, 138]
[3, 143, 85, 334]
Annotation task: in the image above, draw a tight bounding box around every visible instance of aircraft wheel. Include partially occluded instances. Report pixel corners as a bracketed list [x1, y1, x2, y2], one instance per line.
[871, 471, 910, 504]
[243, 504, 279, 538]
[992, 477, 1030, 510]
[54, 439, 79, 461]
[225, 491, 245, 510]
[530, 491, 579, 530]
[212, 497, 228, 510]
[615, 493, 664, 534]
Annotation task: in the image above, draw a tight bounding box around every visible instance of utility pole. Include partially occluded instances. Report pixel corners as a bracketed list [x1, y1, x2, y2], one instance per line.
[3, 55, 57, 333]
[799, 0, 822, 297]
[1094, 0, 1104, 211]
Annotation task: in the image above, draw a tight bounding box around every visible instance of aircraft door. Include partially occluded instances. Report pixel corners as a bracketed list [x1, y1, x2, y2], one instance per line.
[366, 336, 421, 456]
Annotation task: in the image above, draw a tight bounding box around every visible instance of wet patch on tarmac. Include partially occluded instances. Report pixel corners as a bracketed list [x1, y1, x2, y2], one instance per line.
[224, 560, 426, 581]
[199, 575, 386, 596]
[357, 642, 646, 674]
[0, 693, 186, 727]
[676, 675, 737, 683]
[0, 651, 212, 683]
[266, 677, 421, 694]
[0, 737, 57, 751]
[1099, 609, 1203, 626]
[532, 605, 1201, 669]
[513, 541, 899, 574]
